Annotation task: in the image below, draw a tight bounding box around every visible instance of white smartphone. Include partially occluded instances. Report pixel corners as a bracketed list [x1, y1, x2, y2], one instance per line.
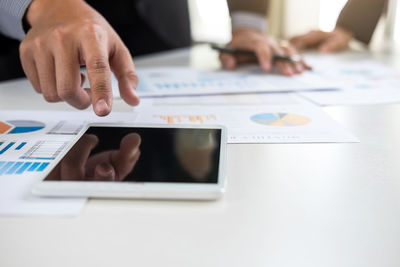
[32, 123, 227, 200]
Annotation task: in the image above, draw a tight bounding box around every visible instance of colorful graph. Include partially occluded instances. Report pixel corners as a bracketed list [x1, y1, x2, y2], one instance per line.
[0, 161, 50, 176]
[2, 120, 46, 134]
[154, 114, 217, 124]
[250, 113, 311, 127]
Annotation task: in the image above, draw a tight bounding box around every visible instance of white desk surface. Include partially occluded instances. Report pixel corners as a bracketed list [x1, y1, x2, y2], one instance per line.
[1, 45, 400, 267]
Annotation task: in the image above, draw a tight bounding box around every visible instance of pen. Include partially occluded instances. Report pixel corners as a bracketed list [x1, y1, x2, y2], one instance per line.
[211, 44, 303, 63]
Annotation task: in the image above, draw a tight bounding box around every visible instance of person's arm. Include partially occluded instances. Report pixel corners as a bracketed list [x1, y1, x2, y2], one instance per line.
[336, 0, 387, 44]
[223, 0, 310, 76]
[228, 0, 268, 34]
[290, 0, 387, 53]
[18, 0, 139, 116]
[0, 0, 32, 40]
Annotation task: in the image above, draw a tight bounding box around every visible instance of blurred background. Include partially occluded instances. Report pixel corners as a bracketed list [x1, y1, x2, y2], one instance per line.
[189, 0, 400, 50]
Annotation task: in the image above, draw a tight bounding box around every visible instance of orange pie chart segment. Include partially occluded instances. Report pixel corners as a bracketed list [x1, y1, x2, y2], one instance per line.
[0, 121, 12, 134]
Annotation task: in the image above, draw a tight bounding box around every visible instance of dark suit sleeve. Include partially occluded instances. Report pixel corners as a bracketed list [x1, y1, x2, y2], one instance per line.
[336, 0, 387, 44]
[227, 0, 268, 16]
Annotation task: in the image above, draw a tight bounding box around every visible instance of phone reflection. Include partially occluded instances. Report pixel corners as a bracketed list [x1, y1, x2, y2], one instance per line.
[46, 133, 141, 181]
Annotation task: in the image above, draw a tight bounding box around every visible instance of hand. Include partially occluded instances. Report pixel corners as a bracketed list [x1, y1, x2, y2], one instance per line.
[20, 0, 140, 116]
[47, 133, 141, 181]
[290, 27, 353, 53]
[219, 28, 311, 76]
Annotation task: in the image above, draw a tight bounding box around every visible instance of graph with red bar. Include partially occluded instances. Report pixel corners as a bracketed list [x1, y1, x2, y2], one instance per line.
[153, 114, 217, 124]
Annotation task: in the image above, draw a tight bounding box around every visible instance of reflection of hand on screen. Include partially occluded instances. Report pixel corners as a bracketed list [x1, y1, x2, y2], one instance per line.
[86, 133, 141, 181]
[47, 133, 141, 181]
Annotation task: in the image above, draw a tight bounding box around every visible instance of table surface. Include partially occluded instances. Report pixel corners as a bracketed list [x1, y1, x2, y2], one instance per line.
[1, 45, 400, 267]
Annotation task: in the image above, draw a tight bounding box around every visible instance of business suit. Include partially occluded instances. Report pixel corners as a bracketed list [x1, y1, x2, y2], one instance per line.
[228, 0, 268, 16]
[337, 0, 388, 44]
[0, 0, 269, 81]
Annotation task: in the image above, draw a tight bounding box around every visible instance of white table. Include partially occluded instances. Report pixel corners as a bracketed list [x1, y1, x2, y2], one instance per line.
[1, 46, 400, 267]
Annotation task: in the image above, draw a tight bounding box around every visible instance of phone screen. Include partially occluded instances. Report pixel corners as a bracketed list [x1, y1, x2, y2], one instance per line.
[44, 126, 222, 184]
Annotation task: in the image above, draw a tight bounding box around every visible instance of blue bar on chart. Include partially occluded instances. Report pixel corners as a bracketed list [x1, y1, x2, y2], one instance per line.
[6, 162, 23, 175]
[0, 161, 15, 175]
[0, 161, 50, 176]
[27, 162, 41, 172]
[37, 162, 50, 172]
[15, 142, 27, 150]
[16, 162, 32, 174]
[0, 142, 15, 155]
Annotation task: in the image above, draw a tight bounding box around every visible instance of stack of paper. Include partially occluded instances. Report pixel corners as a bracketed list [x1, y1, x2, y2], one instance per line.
[134, 94, 358, 144]
[0, 111, 135, 216]
[299, 56, 400, 105]
[135, 66, 336, 97]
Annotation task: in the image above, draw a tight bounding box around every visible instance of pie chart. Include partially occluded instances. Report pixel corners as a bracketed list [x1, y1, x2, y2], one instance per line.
[0, 120, 46, 134]
[250, 113, 311, 127]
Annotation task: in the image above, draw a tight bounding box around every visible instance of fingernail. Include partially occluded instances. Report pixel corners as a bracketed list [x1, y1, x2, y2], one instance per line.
[98, 163, 114, 176]
[262, 63, 271, 72]
[95, 99, 110, 116]
[224, 58, 234, 69]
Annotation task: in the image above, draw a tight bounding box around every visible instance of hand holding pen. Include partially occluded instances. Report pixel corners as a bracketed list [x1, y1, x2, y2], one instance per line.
[215, 29, 312, 76]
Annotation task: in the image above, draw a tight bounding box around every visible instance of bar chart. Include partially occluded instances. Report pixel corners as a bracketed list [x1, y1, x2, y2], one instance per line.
[20, 140, 68, 160]
[47, 121, 84, 135]
[0, 142, 16, 155]
[0, 161, 50, 176]
[0, 141, 31, 155]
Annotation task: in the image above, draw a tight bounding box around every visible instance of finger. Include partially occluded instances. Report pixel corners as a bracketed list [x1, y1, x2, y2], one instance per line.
[111, 133, 141, 179]
[34, 51, 61, 102]
[19, 43, 41, 94]
[219, 53, 237, 70]
[81, 35, 112, 116]
[54, 43, 91, 109]
[61, 134, 99, 180]
[290, 31, 328, 50]
[109, 42, 140, 106]
[254, 43, 272, 72]
[319, 37, 348, 53]
[281, 46, 303, 74]
[276, 61, 294, 76]
[270, 42, 294, 76]
[93, 162, 116, 181]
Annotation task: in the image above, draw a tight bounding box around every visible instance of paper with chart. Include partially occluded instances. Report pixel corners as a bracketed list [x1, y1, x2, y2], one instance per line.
[134, 67, 336, 97]
[134, 94, 358, 144]
[299, 56, 400, 105]
[0, 110, 135, 216]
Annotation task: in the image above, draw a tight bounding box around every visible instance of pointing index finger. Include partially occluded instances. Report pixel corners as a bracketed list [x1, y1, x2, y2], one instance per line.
[81, 35, 113, 116]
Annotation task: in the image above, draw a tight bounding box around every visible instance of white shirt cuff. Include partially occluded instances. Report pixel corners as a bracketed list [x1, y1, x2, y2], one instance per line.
[0, 0, 32, 40]
[231, 11, 267, 33]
